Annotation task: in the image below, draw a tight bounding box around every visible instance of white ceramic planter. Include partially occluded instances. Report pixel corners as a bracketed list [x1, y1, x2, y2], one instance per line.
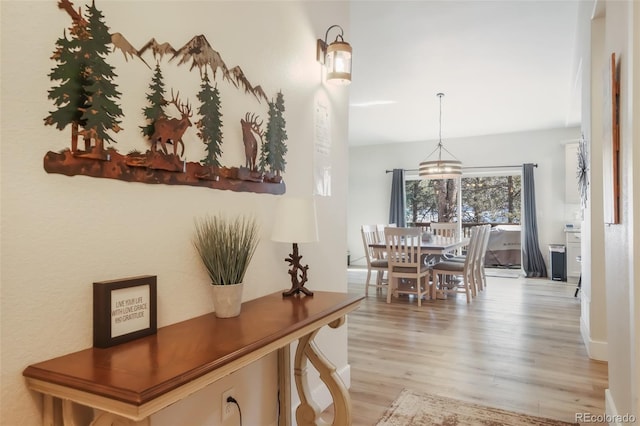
[211, 282, 244, 318]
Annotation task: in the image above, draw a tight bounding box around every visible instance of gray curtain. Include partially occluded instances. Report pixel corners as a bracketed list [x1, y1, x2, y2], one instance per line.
[389, 169, 406, 227]
[522, 163, 547, 277]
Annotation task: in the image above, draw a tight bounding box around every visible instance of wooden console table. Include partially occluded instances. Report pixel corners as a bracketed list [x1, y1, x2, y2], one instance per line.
[23, 291, 363, 426]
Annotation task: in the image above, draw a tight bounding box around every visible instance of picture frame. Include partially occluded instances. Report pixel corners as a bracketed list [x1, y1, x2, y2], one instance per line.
[93, 275, 157, 348]
[603, 52, 620, 224]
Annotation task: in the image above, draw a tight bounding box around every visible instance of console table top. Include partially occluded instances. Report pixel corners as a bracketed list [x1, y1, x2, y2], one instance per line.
[23, 291, 363, 406]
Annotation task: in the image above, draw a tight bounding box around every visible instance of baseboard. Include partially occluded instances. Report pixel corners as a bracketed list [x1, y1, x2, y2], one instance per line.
[289, 364, 351, 424]
[580, 315, 608, 361]
[604, 388, 632, 426]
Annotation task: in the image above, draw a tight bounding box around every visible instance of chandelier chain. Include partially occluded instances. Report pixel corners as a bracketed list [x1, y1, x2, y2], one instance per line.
[438, 92, 444, 159]
[418, 91, 462, 179]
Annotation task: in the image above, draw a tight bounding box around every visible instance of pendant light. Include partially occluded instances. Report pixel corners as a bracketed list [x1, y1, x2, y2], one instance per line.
[418, 93, 462, 179]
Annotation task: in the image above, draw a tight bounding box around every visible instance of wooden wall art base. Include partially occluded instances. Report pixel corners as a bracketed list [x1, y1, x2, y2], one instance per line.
[43, 149, 286, 195]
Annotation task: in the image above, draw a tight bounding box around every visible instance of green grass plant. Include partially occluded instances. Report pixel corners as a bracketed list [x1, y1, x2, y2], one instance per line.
[193, 214, 260, 285]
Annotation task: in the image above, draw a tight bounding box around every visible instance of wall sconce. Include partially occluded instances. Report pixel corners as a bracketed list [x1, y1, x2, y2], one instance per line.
[316, 24, 352, 85]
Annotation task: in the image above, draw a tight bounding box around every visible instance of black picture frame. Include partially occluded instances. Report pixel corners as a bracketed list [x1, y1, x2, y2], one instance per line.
[93, 275, 157, 348]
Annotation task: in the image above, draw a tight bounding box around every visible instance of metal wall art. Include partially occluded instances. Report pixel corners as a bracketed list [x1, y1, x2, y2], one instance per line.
[43, 0, 288, 195]
[604, 52, 620, 224]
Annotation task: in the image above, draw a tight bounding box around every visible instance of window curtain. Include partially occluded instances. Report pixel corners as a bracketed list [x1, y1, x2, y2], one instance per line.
[521, 163, 547, 277]
[389, 169, 406, 227]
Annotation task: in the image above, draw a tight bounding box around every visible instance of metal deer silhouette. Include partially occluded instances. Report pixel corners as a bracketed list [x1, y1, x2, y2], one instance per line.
[240, 113, 263, 171]
[150, 90, 192, 157]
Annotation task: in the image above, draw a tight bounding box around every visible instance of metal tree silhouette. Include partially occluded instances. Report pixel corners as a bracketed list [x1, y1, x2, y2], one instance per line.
[196, 72, 224, 168]
[44, 24, 91, 152]
[261, 91, 288, 176]
[79, 1, 123, 152]
[140, 62, 168, 142]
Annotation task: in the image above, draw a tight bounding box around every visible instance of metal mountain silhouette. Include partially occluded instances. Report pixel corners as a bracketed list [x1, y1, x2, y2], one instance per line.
[111, 32, 151, 69]
[229, 66, 269, 103]
[135, 34, 267, 103]
[170, 34, 230, 79]
[137, 37, 177, 61]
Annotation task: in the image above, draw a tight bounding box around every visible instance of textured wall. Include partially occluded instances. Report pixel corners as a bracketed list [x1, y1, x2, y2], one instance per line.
[0, 1, 350, 424]
[601, 0, 638, 420]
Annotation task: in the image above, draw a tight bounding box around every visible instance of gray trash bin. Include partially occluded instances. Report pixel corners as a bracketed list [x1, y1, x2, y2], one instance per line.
[549, 244, 567, 281]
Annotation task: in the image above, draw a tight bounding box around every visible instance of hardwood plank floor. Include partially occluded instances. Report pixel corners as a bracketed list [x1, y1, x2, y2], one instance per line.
[343, 267, 608, 425]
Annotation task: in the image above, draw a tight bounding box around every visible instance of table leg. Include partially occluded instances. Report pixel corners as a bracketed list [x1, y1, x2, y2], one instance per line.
[278, 345, 292, 426]
[294, 317, 351, 426]
[43, 395, 55, 426]
[62, 400, 78, 426]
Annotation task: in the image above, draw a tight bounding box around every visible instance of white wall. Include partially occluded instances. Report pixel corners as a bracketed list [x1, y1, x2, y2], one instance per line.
[348, 127, 581, 270]
[577, 0, 608, 363]
[0, 1, 350, 425]
[595, 0, 639, 421]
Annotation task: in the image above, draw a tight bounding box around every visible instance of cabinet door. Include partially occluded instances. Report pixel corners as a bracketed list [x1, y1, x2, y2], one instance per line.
[566, 234, 581, 278]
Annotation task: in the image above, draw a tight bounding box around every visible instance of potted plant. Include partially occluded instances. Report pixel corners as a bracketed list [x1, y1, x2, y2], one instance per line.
[193, 214, 260, 318]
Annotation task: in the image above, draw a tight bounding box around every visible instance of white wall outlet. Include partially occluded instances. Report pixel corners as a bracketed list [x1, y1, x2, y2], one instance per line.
[221, 388, 235, 421]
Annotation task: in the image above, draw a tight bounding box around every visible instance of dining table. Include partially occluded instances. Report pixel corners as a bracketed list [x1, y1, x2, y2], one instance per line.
[369, 236, 469, 256]
[369, 236, 470, 301]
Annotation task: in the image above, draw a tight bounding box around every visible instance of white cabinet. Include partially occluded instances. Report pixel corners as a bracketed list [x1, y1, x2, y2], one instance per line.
[565, 231, 581, 278]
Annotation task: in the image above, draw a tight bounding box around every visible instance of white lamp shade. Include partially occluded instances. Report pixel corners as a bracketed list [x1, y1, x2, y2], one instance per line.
[271, 197, 319, 243]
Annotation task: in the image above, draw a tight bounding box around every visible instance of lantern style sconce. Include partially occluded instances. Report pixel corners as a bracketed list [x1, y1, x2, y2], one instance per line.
[316, 24, 352, 85]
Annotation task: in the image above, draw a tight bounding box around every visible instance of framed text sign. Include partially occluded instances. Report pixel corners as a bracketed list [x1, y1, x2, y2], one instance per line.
[93, 275, 157, 348]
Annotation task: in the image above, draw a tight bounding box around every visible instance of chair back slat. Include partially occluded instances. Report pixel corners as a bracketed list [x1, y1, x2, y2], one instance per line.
[361, 225, 382, 264]
[376, 223, 396, 243]
[384, 226, 431, 306]
[360, 224, 390, 296]
[430, 222, 459, 239]
[384, 227, 422, 268]
[463, 226, 481, 268]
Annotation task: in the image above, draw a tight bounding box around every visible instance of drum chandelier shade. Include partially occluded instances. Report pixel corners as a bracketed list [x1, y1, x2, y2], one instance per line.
[419, 93, 462, 179]
[317, 25, 352, 85]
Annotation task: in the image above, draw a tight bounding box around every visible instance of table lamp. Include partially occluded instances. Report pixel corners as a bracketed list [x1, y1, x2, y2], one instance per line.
[271, 197, 319, 297]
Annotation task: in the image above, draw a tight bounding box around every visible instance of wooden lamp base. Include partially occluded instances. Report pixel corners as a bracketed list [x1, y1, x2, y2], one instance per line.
[282, 243, 313, 297]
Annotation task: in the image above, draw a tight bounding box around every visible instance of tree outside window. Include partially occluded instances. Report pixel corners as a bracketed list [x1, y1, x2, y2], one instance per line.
[406, 175, 521, 226]
[462, 175, 521, 224]
[406, 179, 459, 225]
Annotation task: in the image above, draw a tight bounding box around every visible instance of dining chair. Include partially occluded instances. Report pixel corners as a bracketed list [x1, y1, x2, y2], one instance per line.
[384, 227, 431, 306]
[474, 224, 492, 292]
[442, 224, 491, 296]
[429, 226, 482, 303]
[376, 223, 396, 244]
[430, 222, 459, 239]
[430, 222, 461, 260]
[361, 225, 388, 296]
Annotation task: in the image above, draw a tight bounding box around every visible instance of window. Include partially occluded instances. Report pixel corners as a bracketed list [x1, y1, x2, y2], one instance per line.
[406, 174, 521, 226]
[406, 179, 458, 225]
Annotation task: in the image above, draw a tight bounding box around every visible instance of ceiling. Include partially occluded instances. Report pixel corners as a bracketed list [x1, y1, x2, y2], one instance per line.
[347, 1, 582, 147]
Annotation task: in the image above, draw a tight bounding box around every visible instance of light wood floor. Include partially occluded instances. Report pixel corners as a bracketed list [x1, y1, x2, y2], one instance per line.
[343, 267, 608, 425]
